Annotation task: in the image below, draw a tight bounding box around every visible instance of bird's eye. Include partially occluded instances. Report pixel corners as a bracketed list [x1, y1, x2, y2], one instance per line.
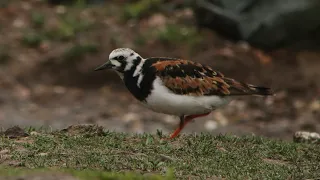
[118, 56, 124, 61]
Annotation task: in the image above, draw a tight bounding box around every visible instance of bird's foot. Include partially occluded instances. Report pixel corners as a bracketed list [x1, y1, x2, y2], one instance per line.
[164, 112, 211, 140]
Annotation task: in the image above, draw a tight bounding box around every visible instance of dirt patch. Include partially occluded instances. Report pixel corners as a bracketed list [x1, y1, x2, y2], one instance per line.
[262, 158, 289, 166]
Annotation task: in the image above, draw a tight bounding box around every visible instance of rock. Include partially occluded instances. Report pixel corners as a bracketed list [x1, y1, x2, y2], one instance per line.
[193, 0, 320, 49]
[12, 18, 25, 28]
[13, 84, 31, 100]
[205, 120, 218, 131]
[293, 131, 320, 144]
[122, 113, 141, 124]
[293, 100, 306, 110]
[213, 111, 228, 126]
[53, 86, 67, 94]
[163, 115, 177, 125]
[148, 13, 167, 29]
[309, 100, 320, 112]
[122, 113, 144, 133]
[1, 126, 29, 139]
[30, 131, 40, 136]
[37, 152, 48, 157]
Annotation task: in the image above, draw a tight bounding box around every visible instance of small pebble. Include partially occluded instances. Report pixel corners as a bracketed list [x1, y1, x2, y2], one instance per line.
[309, 100, 320, 111]
[0, 149, 9, 154]
[293, 131, 320, 144]
[56, 5, 66, 14]
[30, 131, 39, 136]
[122, 113, 141, 123]
[205, 120, 217, 131]
[37, 152, 48, 157]
[213, 111, 228, 126]
[12, 19, 25, 28]
[53, 86, 66, 94]
[163, 115, 176, 124]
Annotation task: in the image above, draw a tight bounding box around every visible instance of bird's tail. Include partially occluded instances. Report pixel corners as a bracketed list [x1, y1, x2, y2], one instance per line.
[248, 85, 275, 96]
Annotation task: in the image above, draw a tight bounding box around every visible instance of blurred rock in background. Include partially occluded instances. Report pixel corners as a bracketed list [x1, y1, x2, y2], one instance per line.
[193, 0, 320, 50]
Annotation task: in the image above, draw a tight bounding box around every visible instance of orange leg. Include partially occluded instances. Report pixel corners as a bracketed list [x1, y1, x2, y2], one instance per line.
[169, 112, 211, 139]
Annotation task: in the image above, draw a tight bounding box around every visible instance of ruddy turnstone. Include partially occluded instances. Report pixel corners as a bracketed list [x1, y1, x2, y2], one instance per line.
[94, 48, 274, 139]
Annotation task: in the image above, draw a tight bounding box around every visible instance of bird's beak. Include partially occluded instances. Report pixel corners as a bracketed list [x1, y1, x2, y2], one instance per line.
[94, 61, 113, 71]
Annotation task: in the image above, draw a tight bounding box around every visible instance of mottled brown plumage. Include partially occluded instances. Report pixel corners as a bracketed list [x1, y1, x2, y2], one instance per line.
[152, 59, 273, 96]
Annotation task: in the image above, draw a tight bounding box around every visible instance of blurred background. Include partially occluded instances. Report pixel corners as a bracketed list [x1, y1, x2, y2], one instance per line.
[0, 0, 319, 140]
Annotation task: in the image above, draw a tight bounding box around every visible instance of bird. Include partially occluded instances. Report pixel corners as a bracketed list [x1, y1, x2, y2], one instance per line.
[94, 48, 274, 139]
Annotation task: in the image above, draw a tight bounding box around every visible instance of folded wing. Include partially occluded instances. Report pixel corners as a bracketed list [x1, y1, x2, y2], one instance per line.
[151, 59, 273, 96]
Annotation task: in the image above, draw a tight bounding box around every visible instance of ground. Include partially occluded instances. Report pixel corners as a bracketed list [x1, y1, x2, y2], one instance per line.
[0, 125, 319, 179]
[0, 0, 319, 142]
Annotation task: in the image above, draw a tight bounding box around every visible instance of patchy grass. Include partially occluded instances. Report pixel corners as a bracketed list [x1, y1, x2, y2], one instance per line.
[156, 24, 202, 46]
[0, 125, 319, 179]
[63, 43, 99, 63]
[22, 3, 95, 45]
[45, 13, 93, 41]
[122, 0, 163, 21]
[21, 32, 44, 47]
[9, 0, 203, 65]
[31, 12, 46, 28]
[132, 24, 203, 54]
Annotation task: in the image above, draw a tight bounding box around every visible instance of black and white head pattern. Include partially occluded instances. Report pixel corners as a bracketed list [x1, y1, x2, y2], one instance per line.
[108, 48, 142, 73]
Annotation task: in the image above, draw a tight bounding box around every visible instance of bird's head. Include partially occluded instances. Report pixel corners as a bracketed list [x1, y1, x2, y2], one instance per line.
[94, 48, 142, 73]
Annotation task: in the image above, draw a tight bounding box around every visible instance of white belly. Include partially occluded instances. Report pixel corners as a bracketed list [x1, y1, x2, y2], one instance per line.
[144, 77, 232, 116]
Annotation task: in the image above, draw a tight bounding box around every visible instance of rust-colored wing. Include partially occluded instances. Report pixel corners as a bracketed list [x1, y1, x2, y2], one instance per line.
[150, 58, 273, 96]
